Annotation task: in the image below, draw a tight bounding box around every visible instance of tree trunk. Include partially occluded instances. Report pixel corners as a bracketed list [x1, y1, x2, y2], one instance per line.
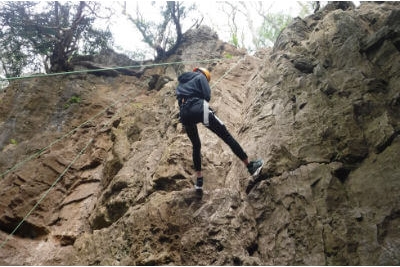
[50, 43, 72, 73]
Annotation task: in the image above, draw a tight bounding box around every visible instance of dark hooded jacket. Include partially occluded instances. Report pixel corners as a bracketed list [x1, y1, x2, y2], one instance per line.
[176, 72, 211, 103]
[176, 72, 211, 125]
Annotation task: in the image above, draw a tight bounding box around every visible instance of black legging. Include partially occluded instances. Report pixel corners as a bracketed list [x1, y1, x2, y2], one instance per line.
[184, 111, 248, 172]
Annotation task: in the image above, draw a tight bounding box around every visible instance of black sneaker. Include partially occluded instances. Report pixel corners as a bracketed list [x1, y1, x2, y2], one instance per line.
[247, 159, 264, 177]
[194, 177, 203, 191]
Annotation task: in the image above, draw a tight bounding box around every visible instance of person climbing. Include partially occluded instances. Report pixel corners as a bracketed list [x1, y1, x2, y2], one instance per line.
[176, 67, 263, 191]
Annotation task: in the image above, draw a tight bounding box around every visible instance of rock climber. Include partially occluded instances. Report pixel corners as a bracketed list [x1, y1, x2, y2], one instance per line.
[176, 67, 263, 191]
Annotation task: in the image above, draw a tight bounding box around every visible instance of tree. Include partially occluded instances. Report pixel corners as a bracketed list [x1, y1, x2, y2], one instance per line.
[213, 2, 313, 52]
[220, 2, 244, 48]
[125, 1, 201, 61]
[0, 1, 113, 76]
[257, 12, 293, 48]
[216, 2, 294, 52]
[253, 2, 294, 48]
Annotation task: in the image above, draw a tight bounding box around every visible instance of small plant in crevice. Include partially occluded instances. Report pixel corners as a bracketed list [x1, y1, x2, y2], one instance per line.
[64, 95, 82, 109]
[224, 53, 233, 59]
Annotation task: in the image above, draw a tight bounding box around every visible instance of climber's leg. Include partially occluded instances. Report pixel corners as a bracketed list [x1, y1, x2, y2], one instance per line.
[206, 111, 248, 161]
[184, 123, 202, 173]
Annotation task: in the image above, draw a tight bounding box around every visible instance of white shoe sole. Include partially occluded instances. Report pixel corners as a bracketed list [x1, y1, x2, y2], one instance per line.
[252, 161, 264, 177]
[194, 185, 203, 190]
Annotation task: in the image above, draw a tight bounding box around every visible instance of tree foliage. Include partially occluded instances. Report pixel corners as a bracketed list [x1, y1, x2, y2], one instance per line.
[216, 2, 311, 52]
[257, 12, 293, 48]
[220, 2, 245, 48]
[126, 1, 201, 61]
[0, 1, 112, 76]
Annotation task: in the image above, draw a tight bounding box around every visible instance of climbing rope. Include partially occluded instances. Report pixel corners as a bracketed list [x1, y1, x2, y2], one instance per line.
[0, 76, 141, 248]
[0, 138, 93, 250]
[0, 87, 133, 179]
[210, 55, 246, 89]
[0, 58, 223, 81]
[0, 56, 239, 179]
[0, 55, 245, 249]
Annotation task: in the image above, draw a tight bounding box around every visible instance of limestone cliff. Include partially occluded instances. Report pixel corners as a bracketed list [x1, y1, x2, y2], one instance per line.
[0, 2, 399, 265]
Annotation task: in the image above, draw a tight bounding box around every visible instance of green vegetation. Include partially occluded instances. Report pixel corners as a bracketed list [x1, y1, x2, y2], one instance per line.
[0, 1, 112, 77]
[257, 13, 293, 47]
[224, 53, 233, 59]
[0, 1, 312, 78]
[64, 95, 82, 109]
[125, 2, 200, 61]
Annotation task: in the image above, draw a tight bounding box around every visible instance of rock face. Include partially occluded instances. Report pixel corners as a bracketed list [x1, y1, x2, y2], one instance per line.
[0, 2, 399, 265]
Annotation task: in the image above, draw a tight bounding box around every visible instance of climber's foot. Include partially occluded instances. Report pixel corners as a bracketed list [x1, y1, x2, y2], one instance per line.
[194, 177, 203, 192]
[247, 159, 264, 177]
